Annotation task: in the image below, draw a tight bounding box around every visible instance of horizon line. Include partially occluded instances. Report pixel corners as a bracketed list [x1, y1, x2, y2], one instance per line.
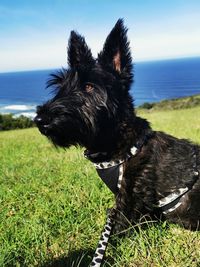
[1, 55, 200, 74]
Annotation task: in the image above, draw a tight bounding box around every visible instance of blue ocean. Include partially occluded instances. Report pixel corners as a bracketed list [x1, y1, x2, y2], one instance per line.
[0, 57, 200, 118]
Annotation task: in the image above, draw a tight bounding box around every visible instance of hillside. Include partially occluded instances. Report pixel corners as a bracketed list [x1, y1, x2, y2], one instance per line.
[138, 94, 200, 110]
[0, 106, 200, 266]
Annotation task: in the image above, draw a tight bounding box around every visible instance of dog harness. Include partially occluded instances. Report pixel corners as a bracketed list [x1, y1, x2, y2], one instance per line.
[157, 146, 199, 214]
[85, 146, 138, 267]
[85, 146, 138, 195]
[85, 144, 199, 266]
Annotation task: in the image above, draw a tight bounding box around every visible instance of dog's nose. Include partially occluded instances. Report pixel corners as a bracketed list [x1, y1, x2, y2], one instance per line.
[34, 115, 50, 127]
[34, 115, 43, 125]
[34, 115, 51, 135]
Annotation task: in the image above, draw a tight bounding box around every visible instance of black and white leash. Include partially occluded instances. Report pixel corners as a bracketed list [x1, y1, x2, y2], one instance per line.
[88, 146, 138, 267]
[89, 210, 114, 267]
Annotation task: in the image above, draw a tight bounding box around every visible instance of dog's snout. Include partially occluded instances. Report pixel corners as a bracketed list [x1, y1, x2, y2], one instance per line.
[34, 114, 51, 135]
[34, 115, 49, 125]
[34, 116, 43, 124]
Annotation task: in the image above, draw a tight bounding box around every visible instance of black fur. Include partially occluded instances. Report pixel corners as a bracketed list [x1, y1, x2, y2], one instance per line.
[35, 19, 200, 232]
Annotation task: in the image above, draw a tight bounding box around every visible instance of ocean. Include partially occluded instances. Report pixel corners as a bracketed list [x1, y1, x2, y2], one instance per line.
[0, 57, 200, 118]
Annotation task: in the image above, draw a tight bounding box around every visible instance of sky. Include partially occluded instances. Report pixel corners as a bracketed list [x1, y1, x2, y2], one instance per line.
[1, 0, 200, 72]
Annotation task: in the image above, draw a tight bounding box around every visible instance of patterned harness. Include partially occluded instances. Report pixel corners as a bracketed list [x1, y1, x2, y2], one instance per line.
[85, 145, 199, 267]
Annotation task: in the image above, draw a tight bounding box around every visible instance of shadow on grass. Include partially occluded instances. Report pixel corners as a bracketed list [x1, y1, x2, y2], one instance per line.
[41, 248, 115, 267]
[41, 221, 169, 267]
[41, 249, 94, 267]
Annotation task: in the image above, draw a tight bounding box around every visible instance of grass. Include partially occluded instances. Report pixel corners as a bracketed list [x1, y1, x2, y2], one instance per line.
[0, 106, 200, 266]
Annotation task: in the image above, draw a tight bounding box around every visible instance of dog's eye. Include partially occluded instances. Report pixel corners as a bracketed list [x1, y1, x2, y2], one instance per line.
[85, 83, 94, 93]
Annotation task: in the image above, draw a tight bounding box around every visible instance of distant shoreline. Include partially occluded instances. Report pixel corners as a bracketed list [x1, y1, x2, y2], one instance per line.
[0, 93, 200, 119]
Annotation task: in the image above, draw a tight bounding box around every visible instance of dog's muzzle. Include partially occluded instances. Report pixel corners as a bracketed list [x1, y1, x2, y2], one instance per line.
[34, 115, 51, 135]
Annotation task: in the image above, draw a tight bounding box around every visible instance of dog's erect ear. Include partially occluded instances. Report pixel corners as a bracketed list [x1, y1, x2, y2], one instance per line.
[68, 31, 95, 68]
[98, 19, 132, 79]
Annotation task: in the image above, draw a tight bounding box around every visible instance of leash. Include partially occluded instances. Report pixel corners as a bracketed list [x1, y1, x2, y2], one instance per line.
[89, 163, 125, 266]
[88, 146, 138, 267]
[90, 210, 114, 267]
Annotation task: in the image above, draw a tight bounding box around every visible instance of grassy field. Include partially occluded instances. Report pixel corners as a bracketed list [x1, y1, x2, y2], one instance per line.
[0, 106, 200, 266]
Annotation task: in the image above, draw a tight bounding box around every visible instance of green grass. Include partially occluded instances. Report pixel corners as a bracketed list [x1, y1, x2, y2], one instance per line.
[1, 106, 200, 266]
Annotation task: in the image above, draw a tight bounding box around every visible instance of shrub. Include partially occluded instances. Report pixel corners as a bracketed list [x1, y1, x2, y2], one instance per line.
[138, 102, 155, 109]
[0, 114, 35, 131]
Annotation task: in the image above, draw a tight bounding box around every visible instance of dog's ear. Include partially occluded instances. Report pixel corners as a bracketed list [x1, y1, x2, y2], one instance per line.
[68, 31, 95, 68]
[98, 19, 133, 81]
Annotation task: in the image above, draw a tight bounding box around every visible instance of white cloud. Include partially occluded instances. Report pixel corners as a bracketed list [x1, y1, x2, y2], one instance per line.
[132, 31, 200, 61]
[1, 13, 200, 72]
[0, 35, 67, 72]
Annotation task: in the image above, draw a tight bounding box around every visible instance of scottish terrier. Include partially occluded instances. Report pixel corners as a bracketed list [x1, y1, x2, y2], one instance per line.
[35, 19, 200, 233]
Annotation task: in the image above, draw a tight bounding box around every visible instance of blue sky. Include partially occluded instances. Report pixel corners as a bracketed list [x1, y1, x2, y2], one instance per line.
[1, 0, 200, 72]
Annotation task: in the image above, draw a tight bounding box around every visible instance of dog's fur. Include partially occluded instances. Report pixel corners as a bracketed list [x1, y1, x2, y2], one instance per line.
[35, 19, 200, 232]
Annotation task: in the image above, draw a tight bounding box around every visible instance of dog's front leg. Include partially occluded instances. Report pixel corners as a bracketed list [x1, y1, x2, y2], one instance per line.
[111, 172, 154, 235]
[111, 190, 134, 235]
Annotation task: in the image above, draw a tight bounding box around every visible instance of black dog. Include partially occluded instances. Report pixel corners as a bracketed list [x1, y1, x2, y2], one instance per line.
[35, 19, 200, 233]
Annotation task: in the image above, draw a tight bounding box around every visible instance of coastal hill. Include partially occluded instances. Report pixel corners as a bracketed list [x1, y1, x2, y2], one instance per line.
[138, 94, 200, 110]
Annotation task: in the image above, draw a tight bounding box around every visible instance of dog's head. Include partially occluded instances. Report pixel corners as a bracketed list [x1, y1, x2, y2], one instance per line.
[35, 19, 134, 150]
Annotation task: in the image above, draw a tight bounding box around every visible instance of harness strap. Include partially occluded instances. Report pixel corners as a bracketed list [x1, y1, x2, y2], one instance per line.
[157, 146, 199, 214]
[85, 146, 138, 194]
[157, 187, 190, 214]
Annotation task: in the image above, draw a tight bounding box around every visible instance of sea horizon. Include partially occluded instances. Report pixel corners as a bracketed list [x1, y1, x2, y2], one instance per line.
[1, 55, 200, 74]
[0, 56, 200, 118]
